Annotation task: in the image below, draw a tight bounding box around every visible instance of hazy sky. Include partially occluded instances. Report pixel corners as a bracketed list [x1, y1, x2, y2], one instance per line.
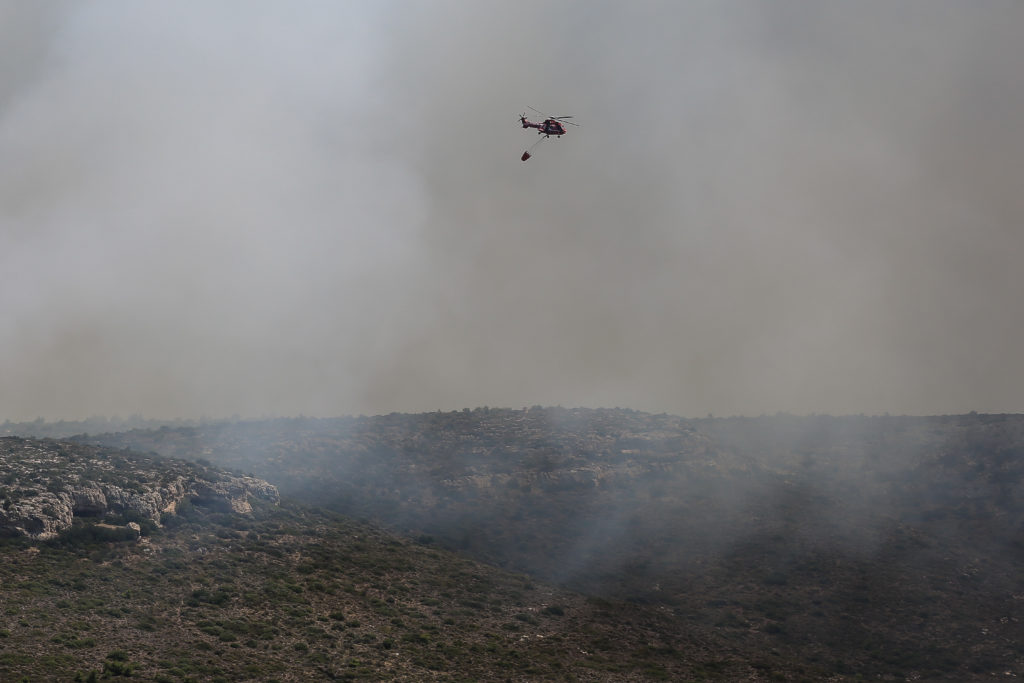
[2, 1, 1023, 420]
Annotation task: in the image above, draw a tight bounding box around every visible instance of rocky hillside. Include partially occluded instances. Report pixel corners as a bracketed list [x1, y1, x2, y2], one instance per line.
[0, 437, 278, 540]
[0, 457, 733, 682]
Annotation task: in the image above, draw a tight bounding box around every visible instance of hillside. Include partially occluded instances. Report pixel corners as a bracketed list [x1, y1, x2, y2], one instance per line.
[0, 437, 726, 682]
[73, 408, 1024, 680]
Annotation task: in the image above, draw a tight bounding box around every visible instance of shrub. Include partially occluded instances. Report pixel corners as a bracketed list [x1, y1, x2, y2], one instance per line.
[103, 651, 134, 677]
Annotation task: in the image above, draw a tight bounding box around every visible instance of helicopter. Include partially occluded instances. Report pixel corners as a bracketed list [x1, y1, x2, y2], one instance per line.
[519, 106, 578, 160]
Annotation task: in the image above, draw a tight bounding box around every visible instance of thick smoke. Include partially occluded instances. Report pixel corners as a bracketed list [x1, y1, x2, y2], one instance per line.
[2, 1, 1023, 420]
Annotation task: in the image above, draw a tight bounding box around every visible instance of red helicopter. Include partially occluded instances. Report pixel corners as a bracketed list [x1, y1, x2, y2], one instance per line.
[519, 106, 578, 161]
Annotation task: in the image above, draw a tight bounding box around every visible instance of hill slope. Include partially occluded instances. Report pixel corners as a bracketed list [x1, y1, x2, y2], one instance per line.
[75, 408, 1024, 680]
[0, 437, 747, 682]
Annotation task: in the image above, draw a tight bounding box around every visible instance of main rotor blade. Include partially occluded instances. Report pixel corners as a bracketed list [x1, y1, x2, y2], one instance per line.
[527, 107, 579, 125]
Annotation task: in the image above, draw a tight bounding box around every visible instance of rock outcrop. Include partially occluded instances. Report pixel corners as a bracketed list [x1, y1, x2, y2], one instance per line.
[0, 437, 279, 540]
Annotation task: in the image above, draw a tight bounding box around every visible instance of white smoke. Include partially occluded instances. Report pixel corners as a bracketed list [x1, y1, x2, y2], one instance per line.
[2, 1, 1023, 420]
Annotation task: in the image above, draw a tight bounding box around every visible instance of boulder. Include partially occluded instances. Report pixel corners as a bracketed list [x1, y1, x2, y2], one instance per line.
[71, 486, 107, 516]
[0, 492, 74, 541]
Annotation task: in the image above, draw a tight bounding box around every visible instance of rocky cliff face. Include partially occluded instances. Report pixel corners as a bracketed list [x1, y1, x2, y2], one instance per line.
[0, 437, 279, 540]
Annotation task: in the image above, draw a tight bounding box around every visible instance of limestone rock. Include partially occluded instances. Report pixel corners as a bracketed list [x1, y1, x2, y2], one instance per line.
[0, 437, 279, 540]
[71, 486, 107, 516]
[0, 491, 74, 540]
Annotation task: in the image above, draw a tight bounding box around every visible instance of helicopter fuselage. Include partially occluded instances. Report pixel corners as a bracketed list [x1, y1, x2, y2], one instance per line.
[521, 117, 566, 137]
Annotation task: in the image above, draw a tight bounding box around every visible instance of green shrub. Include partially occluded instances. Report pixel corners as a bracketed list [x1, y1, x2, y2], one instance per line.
[103, 651, 134, 676]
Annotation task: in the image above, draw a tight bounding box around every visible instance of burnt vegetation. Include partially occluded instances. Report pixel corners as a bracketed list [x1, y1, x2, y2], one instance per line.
[2, 409, 1022, 680]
